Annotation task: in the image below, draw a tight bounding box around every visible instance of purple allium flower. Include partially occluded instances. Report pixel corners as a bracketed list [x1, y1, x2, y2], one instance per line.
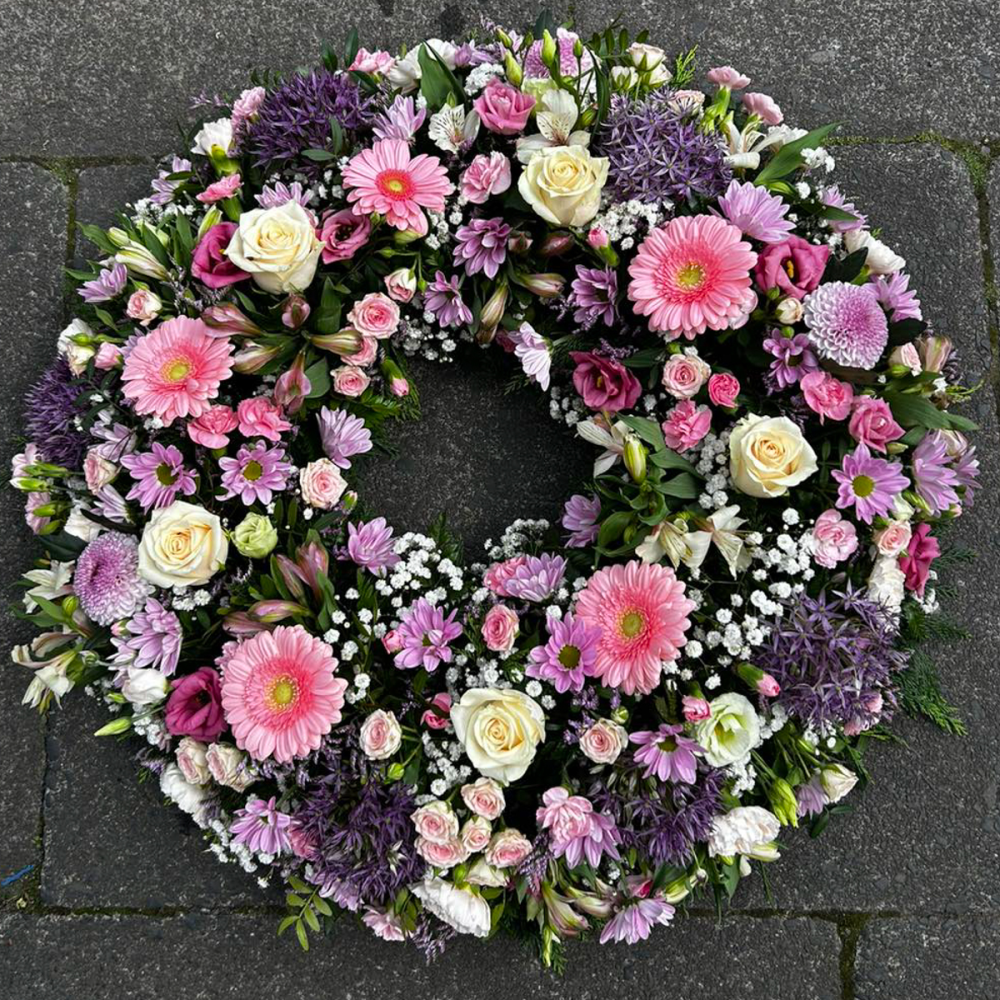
[79, 263, 127, 303]
[23, 359, 91, 467]
[871, 272, 922, 323]
[630, 725, 701, 784]
[803, 281, 889, 370]
[347, 517, 401, 574]
[832, 444, 910, 524]
[503, 553, 567, 603]
[507, 322, 551, 390]
[453, 218, 510, 278]
[424, 271, 473, 328]
[244, 70, 375, 176]
[74, 531, 146, 626]
[762, 330, 819, 388]
[230, 796, 293, 855]
[255, 180, 313, 213]
[911, 433, 961, 515]
[716, 179, 795, 243]
[317, 406, 372, 469]
[120, 442, 197, 510]
[570, 266, 618, 327]
[796, 775, 826, 818]
[150, 155, 192, 206]
[219, 442, 294, 505]
[562, 493, 601, 547]
[526, 613, 601, 693]
[394, 599, 463, 671]
[599, 898, 675, 945]
[373, 95, 427, 143]
[113, 597, 182, 676]
[819, 184, 867, 233]
[596, 92, 732, 205]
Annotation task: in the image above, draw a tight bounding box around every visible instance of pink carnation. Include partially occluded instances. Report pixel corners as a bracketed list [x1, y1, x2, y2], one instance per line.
[349, 48, 395, 75]
[196, 173, 242, 204]
[800, 371, 854, 423]
[483, 556, 528, 597]
[811, 509, 859, 569]
[460, 152, 512, 204]
[237, 396, 291, 442]
[661, 400, 712, 452]
[187, 404, 239, 449]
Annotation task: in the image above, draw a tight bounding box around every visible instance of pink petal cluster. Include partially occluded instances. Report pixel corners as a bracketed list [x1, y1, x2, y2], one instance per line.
[460, 152, 512, 204]
[473, 78, 535, 135]
[661, 400, 712, 452]
[800, 371, 854, 423]
[811, 509, 859, 569]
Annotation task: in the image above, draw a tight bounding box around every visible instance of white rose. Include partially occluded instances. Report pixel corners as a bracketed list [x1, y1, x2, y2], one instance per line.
[708, 806, 781, 860]
[359, 709, 402, 760]
[579, 718, 629, 764]
[160, 763, 211, 828]
[695, 692, 760, 767]
[628, 42, 666, 70]
[844, 229, 905, 275]
[866, 553, 906, 612]
[518, 145, 609, 228]
[729, 413, 818, 499]
[820, 764, 858, 803]
[226, 202, 324, 294]
[176, 737, 211, 785]
[206, 742, 258, 791]
[411, 878, 491, 938]
[121, 667, 169, 707]
[137, 500, 228, 589]
[191, 118, 234, 157]
[451, 687, 546, 784]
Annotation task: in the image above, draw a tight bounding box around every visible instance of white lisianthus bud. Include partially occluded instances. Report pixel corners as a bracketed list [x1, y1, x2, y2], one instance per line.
[844, 229, 906, 275]
[819, 764, 858, 803]
[121, 667, 169, 707]
[774, 297, 805, 325]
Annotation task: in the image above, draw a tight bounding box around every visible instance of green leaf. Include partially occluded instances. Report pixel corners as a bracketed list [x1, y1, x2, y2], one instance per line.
[648, 448, 699, 475]
[302, 904, 321, 933]
[286, 893, 305, 908]
[822, 247, 869, 284]
[657, 473, 699, 499]
[313, 896, 333, 918]
[816, 205, 860, 223]
[302, 148, 336, 162]
[883, 391, 966, 431]
[418, 44, 456, 110]
[619, 414, 665, 452]
[277, 915, 297, 935]
[314, 277, 342, 335]
[305, 358, 330, 399]
[344, 27, 360, 68]
[295, 919, 310, 951]
[597, 511, 633, 548]
[754, 122, 840, 187]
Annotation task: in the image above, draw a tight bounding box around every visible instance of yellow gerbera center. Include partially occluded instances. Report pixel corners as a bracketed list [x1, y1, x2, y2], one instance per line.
[676, 262, 706, 290]
[267, 675, 298, 710]
[619, 609, 646, 639]
[162, 357, 192, 382]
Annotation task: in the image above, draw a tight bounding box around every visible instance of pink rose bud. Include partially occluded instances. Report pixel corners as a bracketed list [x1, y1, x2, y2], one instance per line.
[281, 294, 311, 329]
[587, 227, 609, 249]
[126, 289, 162, 326]
[706, 65, 751, 89]
[682, 696, 711, 722]
[93, 342, 124, 369]
[481, 604, 519, 653]
[384, 267, 417, 303]
[382, 629, 403, 654]
[707, 372, 740, 408]
[539, 233, 574, 257]
[420, 692, 452, 730]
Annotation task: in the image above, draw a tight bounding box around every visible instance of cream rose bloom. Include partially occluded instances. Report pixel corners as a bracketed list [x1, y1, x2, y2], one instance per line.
[137, 501, 228, 588]
[518, 145, 609, 228]
[729, 413, 818, 499]
[451, 687, 546, 784]
[226, 202, 323, 294]
[695, 692, 761, 767]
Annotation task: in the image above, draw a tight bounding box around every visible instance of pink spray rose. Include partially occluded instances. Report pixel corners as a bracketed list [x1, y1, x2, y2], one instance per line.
[682, 695, 712, 722]
[460, 152, 512, 203]
[319, 208, 371, 264]
[83, 448, 117, 492]
[473, 78, 535, 134]
[661, 400, 712, 452]
[708, 373, 740, 408]
[411, 801, 459, 844]
[460, 817, 492, 853]
[570, 351, 642, 412]
[873, 520, 912, 557]
[191, 222, 251, 289]
[484, 829, 533, 868]
[661, 352, 711, 399]
[579, 718, 628, 764]
[848, 396, 905, 452]
[343, 335, 378, 368]
[347, 292, 400, 339]
[299, 458, 347, 509]
[898, 523, 939, 597]
[481, 604, 519, 653]
[811, 509, 859, 569]
[359, 709, 402, 760]
[421, 692, 452, 730]
[196, 173, 242, 204]
[461, 777, 505, 820]
[187, 404, 239, 449]
[332, 365, 370, 398]
[800, 371, 854, 423]
[382, 629, 404, 654]
[753, 236, 830, 299]
[384, 268, 417, 302]
[237, 396, 291, 442]
[126, 289, 162, 326]
[483, 556, 528, 597]
[94, 342, 123, 369]
[415, 836, 468, 869]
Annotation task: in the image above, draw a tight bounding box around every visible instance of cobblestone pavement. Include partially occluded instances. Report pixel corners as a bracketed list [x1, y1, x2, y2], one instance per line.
[1, 3, 999, 998]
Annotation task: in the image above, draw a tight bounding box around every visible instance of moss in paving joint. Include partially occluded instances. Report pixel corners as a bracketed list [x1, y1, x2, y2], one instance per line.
[836, 914, 870, 1000]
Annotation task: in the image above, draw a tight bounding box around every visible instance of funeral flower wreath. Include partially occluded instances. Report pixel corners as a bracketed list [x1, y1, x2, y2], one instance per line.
[10, 15, 981, 966]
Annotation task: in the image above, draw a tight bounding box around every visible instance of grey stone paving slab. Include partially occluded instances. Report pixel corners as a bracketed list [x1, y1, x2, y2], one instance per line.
[855, 917, 1000, 1000]
[0, 164, 68, 900]
[73, 164, 157, 263]
[0, 912, 842, 1000]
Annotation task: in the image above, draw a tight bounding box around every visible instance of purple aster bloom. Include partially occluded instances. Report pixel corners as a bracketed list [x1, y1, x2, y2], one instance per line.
[219, 442, 294, 505]
[871, 272, 922, 323]
[630, 725, 701, 784]
[526, 613, 601, 693]
[230, 796, 293, 855]
[796, 775, 827, 818]
[74, 532, 146, 626]
[120, 442, 197, 510]
[570, 266, 618, 327]
[90, 421, 138, 462]
[715, 179, 795, 243]
[79, 263, 127, 303]
[453, 218, 510, 278]
[762, 330, 819, 388]
[150, 155, 192, 206]
[507, 323, 551, 391]
[819, 184, 867, 233]
[373, 95, 427, 143]
[803, 281, 889, 370]
[911, 433, 961, 515]
[953, 443, 980, 508]
[562, 493, 601, 548]
[599, 898, 675, 945]
[317, 406, 372, 469]
[503, 553, 567, 603]
[113, 597, 182, 676]
[393, 599, 463, 671]
[255, 180, 313, 213]
[90, 484, 130, 525]
[832, 444, 910, 524]
[347, 517, 401, 574]
[424, 271, 473, 328]
[22, 359, 91, 467]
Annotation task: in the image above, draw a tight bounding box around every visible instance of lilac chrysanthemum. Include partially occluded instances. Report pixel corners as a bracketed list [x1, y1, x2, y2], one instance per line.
[244, 70, 375, 176]
[630, 725, 701, 785]
[347, 517, 401, 574]
[120, 442, 197, 510]
[803, 281, 889, 369]
[599, 899, 675, 945]
[507, 323, 551, 391]
[570, 266, 618, 327]
[526, 613, 601, 694]
[911, 433, 961, 515]
[255, 180, 313, 212]
[394, 599, 463, 671]
[819, 184, 867, 233]
[150, 155, 192, 206]
[79, 263, 127, 303]
[562, 493, 601, 548]
[230, 796, 293, 855]
[762, 330, 819, 388]
[453, 218, 510, 278]
[796, 776, 827, 818]
[219, 442, 294, 505]
[872, 272, 922, 323]
[424, 271, 473, 328]
[373, 95, 427, 144]
[715, 180, 795, 243]
[596, 92, 732, 205]
[22, 359, 91, 468]
[503, 554, 567, 603]
[74, 532, 146, 626]
[756, 586, 908, 731]
[832, 444, 910, 524]
[317, 406, 373, 469]
[113, 597, 182, 676]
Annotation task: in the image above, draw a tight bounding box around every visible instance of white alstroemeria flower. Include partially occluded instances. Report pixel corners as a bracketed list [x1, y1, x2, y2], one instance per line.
[428, 103, 481, 153]
[576, 418, 630, 476]
[22, 561, 75, 612]
[13, 630, 82, 708]
[636, 518, 708, 569]
[722, 122, 804, 171]
[515, 89, 591, 164]
[696, 505, 750, 577]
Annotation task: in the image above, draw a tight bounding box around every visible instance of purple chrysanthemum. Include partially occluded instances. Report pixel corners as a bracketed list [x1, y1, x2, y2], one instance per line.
[113, 597, 182, 676]
[79, 263, 127, 303]
[562, 493, 601, 548]
[347, 517, 401, 574]
[424, 271, 473, 328]
[255, 180, 313, 213]
[453, 218, 510, 278]
[373, 95, 427, 143]
[630, 725, 701, 785]
[526, 613, 601, 694]
[231, 796, 293, 855]
[953, 442, 980, 508]
[832, 444, 910, 524]
[762, 330, 819, 388]
[819, 184, 867, 233]
[502, 553, 567, 603]
[317, 406, 373, 469]
[804, 281, 889, 369]
[22, 359, 91, 468]
[796, 776, 827, 818]
[716, 179, 795, 243]
[219, 442, 294, 505]
[74, 531, 146, 626]
[871, 272, 922, 323]
[911, 433, 961, 515]
[570, 266, 618, 327]
[150, 155, 192, 206]
[394, 599, 463, 671]
[120, 442, 197, 510]
[596, 92, 732, 205]
[599, 898, 675, 945]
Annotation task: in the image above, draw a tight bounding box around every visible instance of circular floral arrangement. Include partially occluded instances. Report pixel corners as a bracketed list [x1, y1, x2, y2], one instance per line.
[10, 16, 981, 966]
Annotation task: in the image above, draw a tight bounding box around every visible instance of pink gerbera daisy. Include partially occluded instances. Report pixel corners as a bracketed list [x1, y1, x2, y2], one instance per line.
[627, 216, 758, 340]
[342, 138, 453, 234]
[121, 317, 234, 425]
[220, 625, 348, 763]
[574, 560, 695, 696]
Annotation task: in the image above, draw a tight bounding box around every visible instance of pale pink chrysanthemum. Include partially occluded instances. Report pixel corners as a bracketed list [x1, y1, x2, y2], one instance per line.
[121, 317, 234, 425]
[342, 138, 453, 234]
[574, 560, 695, 696]
[627, 216, 758, 340]
[220, 625, 348, 763]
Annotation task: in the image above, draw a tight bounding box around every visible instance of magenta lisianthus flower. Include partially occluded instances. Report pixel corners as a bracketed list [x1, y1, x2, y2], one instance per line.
[911, 433, 961, 515]
[754, 236, 829, 300]
[526, 613, 602, 694]
[191, 222, 252, 289]
[763, 330, 819, 388]
[74, 532, 146, 626]
[219, 442, 294, 505]
[502, 554, 567, 603]
[231, 796, 293, 855]
[630, 724, 701, 784]
[394, 599, 463, 671]
[453, 217, 510, 278]
[317, 406, 372, 469]
[832, 444, 910, 524]
[562, 493, 601, 548]
[424, 271, 473, 328]
[113, 597, 182, 676]
[120, 442, 197, 510]
[570, 351, 642, 412]
[347, 517, 401, 574]
[165, 666, 226, 742]
[898, 522, 940, 597]
[716, 179, 795, 243]
[319, 208, 372, 264]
